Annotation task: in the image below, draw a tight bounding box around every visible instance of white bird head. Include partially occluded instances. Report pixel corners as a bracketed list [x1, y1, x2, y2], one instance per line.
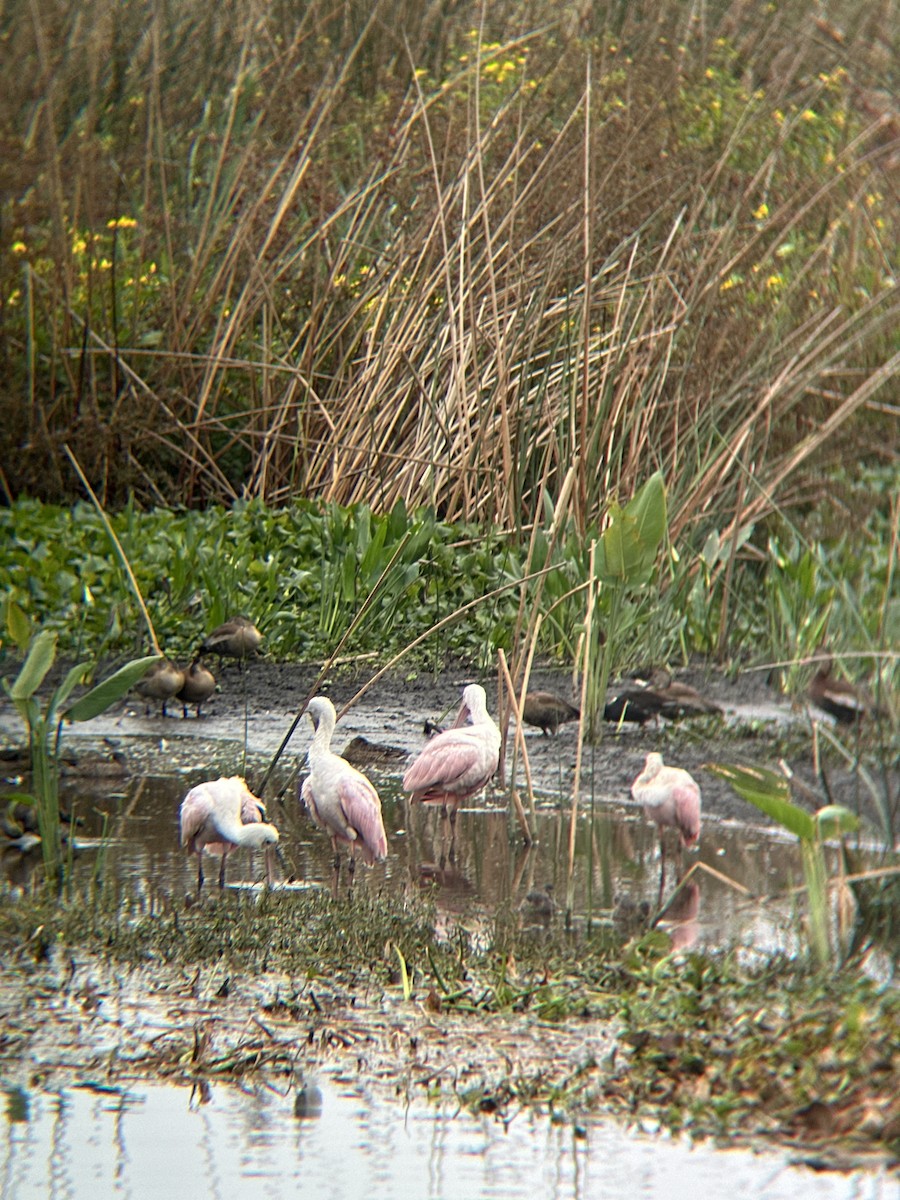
[305, 696, 337, 731]
[454, 683, 489, 727]
[642, 752, 664, 777]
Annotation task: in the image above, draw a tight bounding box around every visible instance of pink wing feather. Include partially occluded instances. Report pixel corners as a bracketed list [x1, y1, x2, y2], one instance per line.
[337, 769, 388, 863]
[402, 733, 487, 799]
[672, 782, 701, 846]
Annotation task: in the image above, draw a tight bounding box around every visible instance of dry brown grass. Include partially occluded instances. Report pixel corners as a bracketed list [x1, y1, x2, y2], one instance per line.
[1, 0, 897, 535]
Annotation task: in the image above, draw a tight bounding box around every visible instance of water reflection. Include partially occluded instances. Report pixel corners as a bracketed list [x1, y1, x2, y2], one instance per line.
[0, 1077, 889, 1200]
[0, 768, 828, 954]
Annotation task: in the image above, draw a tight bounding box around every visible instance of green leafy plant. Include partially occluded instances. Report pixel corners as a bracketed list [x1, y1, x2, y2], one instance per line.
[3, 627, 158, 890]
[583, 471, 668, 735]
[706, 762, 859, 968]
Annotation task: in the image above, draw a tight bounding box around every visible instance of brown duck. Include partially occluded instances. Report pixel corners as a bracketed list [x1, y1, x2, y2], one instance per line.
[134, 658, 185, 717]
[522, 691, 580, 735]
[808, 656, 870, 724]
[630, 667, 723, 718]
[199, 616, 263, 660]
[603, 685, 667, 726]
[177, 659, 216, 718]
[341, 735, 409, 769]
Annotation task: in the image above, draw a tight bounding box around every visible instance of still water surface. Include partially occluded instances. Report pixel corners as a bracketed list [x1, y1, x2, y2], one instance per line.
[1, 1076, 892, 1200]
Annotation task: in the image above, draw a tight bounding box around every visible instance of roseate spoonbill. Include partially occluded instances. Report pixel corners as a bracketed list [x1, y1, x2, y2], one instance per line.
[522, 691, 580, 735]
[135, 659, 185, 717]
[629, 667, 723, 717]
[301, 696, 388, 879]
[179, 775, 280, 892]
[177, 659, 216, 717]
[199, 616, 263, 660]
[631, 752, 701, 900]
[808, 656, 869, 724]
[403, 683, 501, 830]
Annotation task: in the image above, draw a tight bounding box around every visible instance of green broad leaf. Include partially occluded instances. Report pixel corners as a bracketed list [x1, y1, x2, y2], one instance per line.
[10, 694, 42, 731]
[624, 470, 667, 556]
[64, 655, 161, 722]
[800, 839, 831, 968]
[9, 630, 58, 702]
[596, 473, 668, 586]
[5, 599, 32, 650]
[46, 662, 93, 727]
[706, 762, 817, 841]
[816, 805, 859, 840]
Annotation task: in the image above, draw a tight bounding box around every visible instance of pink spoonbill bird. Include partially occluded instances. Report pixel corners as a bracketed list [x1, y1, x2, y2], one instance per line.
[301, 696, 388, 881]
[179, 775, 280, 893]
[631, 752, 701, 901]
[402, 684, 501, 834]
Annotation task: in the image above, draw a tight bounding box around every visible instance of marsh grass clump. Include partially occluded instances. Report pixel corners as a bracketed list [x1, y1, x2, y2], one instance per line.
[1, 0, 896, 546]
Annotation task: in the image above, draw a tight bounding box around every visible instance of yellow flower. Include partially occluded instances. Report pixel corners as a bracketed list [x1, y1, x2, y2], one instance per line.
[107, 216, 138, 229]
[765, 273, 783, 290]
[705, 67, 715, 79]
[773, 109, 784, 125]
[800, 109, 817, 122]
[11, 241, 27, 254]
[753, 202, 769, 220]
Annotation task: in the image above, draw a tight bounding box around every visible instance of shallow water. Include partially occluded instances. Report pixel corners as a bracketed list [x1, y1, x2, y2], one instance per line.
[0, 738, 891, 1198]
[1, 1075, 891, 1200]
[1, 767, 820, 956]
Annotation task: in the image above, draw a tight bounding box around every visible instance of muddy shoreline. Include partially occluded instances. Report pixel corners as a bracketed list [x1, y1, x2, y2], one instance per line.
[0, 657, 885, 831]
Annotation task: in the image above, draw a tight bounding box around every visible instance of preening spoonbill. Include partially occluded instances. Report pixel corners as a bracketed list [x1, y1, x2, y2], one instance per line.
[631, 752, 701, 900]
[301, 696, 388, 879]
[403, 684, 501, 828]
[179, 775, 279, 892]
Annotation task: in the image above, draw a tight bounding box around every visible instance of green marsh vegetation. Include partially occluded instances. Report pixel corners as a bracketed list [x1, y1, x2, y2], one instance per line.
[0, 0, 898, 1153]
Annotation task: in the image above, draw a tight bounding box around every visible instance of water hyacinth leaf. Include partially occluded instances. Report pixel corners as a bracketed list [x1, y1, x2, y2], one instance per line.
[625, 471, 667, 558]
[46, 662, 93, 726]
[706, 762, 816, 841]
[597, 473, 667, 585]
[816, 805, 859, 840]
[64, 655, 161, 722]
[8, 630, 57, 702]
[4, 598, 32, 650]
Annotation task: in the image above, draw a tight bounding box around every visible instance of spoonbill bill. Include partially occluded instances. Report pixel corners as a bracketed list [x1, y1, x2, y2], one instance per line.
[301, 696, 388, 879]
[402, 684, 501, 829]
[179, 775, 280, 892]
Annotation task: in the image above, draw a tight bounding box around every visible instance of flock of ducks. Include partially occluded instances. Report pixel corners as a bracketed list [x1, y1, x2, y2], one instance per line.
[167, 618, 878, 897]
[134, 616, 262, 718]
